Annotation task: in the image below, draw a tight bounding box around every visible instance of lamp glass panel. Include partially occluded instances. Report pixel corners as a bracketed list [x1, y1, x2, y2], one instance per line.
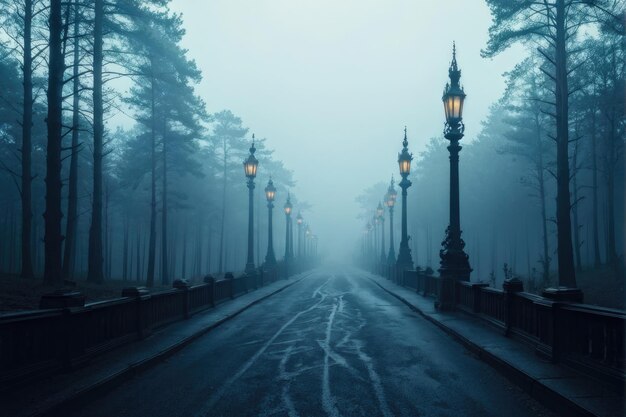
[399, 159, 411, 175]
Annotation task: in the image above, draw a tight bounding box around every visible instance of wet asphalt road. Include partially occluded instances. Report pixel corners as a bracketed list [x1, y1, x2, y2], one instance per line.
[64, 267, 555, 417]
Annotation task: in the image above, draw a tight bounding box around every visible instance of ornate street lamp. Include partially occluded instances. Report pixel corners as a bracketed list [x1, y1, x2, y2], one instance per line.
[243, 135, 259, 274]
[438, 43, 472, 309]
[296, 212, 303, 258]
[386, 177, 397, 265]
[264, 177, 277, 268]
[284, 194, 293, 261]
[396, 127, 413, 273]
[377, 202, 385, 265]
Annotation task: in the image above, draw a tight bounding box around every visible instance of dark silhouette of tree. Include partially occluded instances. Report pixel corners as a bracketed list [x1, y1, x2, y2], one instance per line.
[209, 110, 249, 273]
[43, 0, 66, 284]
[500, 57, 555, 286]
[0, 0, 47, 279]
[482, 0, 623, 287]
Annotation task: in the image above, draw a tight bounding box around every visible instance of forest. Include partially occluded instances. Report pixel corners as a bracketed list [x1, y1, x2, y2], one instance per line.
[356, 0, 625, 308]
[0, 0, 623, 310]
[0, 0, 302, 305]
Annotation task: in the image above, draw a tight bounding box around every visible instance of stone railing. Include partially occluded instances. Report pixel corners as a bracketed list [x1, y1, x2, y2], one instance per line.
[0, 261, 306, 391]
[389, 268, 625, 387]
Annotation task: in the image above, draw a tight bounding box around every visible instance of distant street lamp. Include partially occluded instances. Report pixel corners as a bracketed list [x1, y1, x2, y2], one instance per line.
[243, 136, 259, 274]
[366, 221, 373, 261]
[311, 235, 319, 259]
[377, 202, 385, 266]
[284, 194, 293, 261]
[264, 177, 277, 268]
[373, 214, 379, 260]
[396, 128, 413, 273]
[438, 43, 472, 309]
[305, 224, 311, 258]
[386, 177, 397, 265]
[296, 212, 303, 258]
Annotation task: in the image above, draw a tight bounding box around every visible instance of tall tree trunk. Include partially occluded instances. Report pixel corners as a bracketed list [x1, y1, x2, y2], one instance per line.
[136, 228, 141, 281]
[572, 139, 582, 271]
[146, 71, 157, 287]
[535, 113, 551, 286]
[590, 108, 602, 266]
[9, 210, 15, 273]
[44, 0, 65, 285]
[161, 122, 169, 285]
[218, 149, 226, 273]
[181, 223, 187, 279]
[207, 219, 212, 273]
[129, 234, 134, 281]
[605, 113, 617, 265]
[62, 0, 80, 279]
[21, 0, 34, 279]
[194, 224, 200, 276]
[87, 0, 104, 283]
[554, 0, 577, 287]
[105, 182, 111, 279]
[123, 218, 129, 280]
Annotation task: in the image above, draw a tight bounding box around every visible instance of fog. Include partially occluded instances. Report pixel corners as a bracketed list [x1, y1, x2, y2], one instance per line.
[0, 0, 622, 307]
[167, 0, 523, 260]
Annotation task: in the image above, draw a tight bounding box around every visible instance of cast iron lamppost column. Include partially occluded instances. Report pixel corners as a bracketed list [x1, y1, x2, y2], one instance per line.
[377, 202, 385, 269]
[284, 194, 293, 261]
[396, 128, 414, 278]
[438, 44, 472, 310]
[305, 226, 311, 264]
[264, 177, 277, 270]
[243, 136, 259, 275]
[386, 177, 397, 267]
[373, 214, 379, 263]
[305, 224, 311, 259]
[296, 212, 303, 259]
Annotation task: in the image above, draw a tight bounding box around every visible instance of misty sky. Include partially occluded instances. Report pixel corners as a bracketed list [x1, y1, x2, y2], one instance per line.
[168, 0, 525, 258]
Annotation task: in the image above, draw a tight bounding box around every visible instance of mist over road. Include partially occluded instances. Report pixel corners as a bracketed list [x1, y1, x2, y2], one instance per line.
[66, 267, 553, 417]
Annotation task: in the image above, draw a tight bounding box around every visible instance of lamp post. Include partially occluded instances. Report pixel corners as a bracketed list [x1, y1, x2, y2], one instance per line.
[243, 136, 259, 275]
[373, 215, 379, 262]
[264, 177, 277, 269]
[305, 224, 311, 258]
[377, 202, 385, 267]
[438, 43, 472, 309]
[296, 212, 303, 259]
[386, 177, 397, 266]
[284, 194, 293, 261]
[396, 128, 414, 276]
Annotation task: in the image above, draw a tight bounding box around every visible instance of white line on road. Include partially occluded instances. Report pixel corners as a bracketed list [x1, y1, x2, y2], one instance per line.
[322, 300, 342, 417]
[195, 277, 331, 417]
[354, 339, 394, 417]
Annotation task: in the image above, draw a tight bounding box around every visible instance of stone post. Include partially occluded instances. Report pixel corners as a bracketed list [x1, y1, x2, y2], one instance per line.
[225, 272, 235, 299]
[173, 279, 190, 319]
[122, 287, 151, 339]
[203, 275, 216, 307]
[503, 278, 524, 336]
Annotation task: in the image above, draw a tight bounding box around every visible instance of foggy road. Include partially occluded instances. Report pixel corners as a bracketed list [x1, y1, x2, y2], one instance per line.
[65, 267, 554, 417]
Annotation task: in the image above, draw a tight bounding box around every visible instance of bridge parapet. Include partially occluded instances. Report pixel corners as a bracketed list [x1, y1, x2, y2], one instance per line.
[385, 268, 625, 387]
[0, 263, 310, 392]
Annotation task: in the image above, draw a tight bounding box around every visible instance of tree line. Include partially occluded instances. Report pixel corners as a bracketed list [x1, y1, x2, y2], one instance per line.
[358, 0, 624, 294]
[0, 0, 299, 286]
